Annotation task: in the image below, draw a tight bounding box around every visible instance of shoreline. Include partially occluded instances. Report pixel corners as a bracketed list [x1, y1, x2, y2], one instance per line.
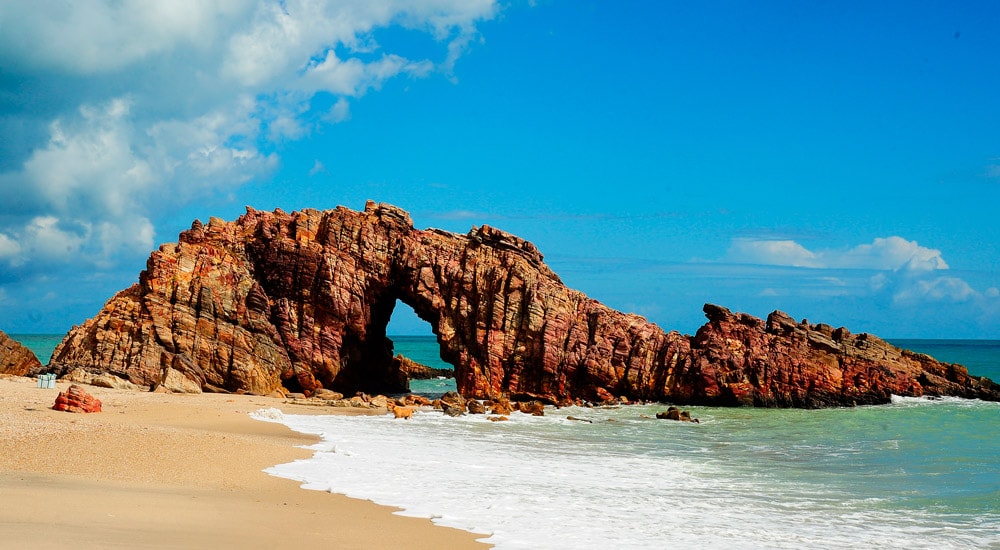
[0, 376, 490, 549]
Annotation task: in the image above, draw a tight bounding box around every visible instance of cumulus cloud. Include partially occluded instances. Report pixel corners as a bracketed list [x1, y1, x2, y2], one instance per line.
[0, 1, 251, 75]
[728, 236, 947, 272]
[838, 237, 948, 271]
[725, 235, 995, 309]
[893, 276, 977, 304]
[728, 239, 818, 268]
[0, 0, 499, 272]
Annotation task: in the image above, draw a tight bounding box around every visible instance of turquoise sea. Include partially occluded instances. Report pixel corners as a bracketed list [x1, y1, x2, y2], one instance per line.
[15, 335, 1000, 548]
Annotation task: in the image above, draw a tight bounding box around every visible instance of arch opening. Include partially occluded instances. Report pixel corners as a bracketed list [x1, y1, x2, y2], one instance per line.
[318, 294, 460, 398]
[385, 300, 457, 398]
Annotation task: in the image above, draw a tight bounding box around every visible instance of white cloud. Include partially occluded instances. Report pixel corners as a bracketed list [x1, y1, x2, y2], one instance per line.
[326, 98, 353, 123]
[0, 233, 22, 263]
[893, 276, 977, 304]
[0, 96, 273, 267]
[0, 0, 500, 273]
[0, 1, 252, 75]
[869, 273, 889, 292]
[725, 235, 993, 309]
[21, 216, 90, 263]
[20, 98, 153, 216]
[309, 160, 328, 176]
[987, 287, 1000, 298]
[728, 239, 818, 267]
[298, 51, 433, 96]
[221, 0, 490, 92]
[836, 236, 947, 271]
[728, 236, 947, 272]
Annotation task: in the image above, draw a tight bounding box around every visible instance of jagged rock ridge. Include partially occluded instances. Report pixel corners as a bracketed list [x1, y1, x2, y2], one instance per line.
[44, 201, 1000, 406]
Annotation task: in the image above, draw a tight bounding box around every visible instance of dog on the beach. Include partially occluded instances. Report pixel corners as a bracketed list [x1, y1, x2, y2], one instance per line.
[389, 403, 414, 419]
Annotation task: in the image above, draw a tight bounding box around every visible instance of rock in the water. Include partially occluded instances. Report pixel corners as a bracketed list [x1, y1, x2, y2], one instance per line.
[517, 400, 546, 416]
[441, 402, 465, 417]
[0, 330, 43, 377]
[45, 202, 1000, 407]
[656, 406, 698, 422]
[489, 397, 514, 416]
[440, 391, 466, 407]
[403, 394, 431, 406]
[53, 384, 102, 413]
[466, 400, 486, 414]
[395, 354, 454, 380]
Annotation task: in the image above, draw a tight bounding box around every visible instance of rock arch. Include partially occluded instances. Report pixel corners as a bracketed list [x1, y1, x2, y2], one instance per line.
[46, 201, 1000, 406]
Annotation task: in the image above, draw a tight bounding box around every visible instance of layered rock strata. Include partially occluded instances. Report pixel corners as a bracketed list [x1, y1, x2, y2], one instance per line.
[48, 202, 1000, 406]
[0, 331, 42, 376]
[53, 384, 103, 413]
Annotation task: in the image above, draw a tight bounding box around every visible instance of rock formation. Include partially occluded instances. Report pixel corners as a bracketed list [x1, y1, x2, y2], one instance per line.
[395, 355, 454, 380]
[53, 384, 103, 413]
[656, 406, 698, 422]
[47, 201, 1000, 407]
[0, 331, 42, 376]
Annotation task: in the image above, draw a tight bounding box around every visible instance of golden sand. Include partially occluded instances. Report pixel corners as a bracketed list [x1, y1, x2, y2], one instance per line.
[0, 376, 490, 549]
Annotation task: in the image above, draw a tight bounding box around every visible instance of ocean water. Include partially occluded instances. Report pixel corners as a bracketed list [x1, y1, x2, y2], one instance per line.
[13, 334, 1000, 548]
[254, 336, 1000, 550]
[10, 334, 62, 365]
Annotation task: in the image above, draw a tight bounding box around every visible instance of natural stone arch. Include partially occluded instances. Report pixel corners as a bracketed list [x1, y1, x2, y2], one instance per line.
[44, 201, 1000, 406]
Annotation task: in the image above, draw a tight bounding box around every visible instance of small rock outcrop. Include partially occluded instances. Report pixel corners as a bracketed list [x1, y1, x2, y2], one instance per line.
[395, 355, 454, 380]
[517, 401, 546, 416]
[53, 384, 103, 413]
[656, 406, 698, 422]
[489, 398, 514, 416]
[0, 331, 43, 377]
[46, 202, 1000, 407]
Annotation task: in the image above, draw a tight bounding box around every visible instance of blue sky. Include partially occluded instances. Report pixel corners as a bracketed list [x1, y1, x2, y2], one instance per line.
[1, 1, 999, 338]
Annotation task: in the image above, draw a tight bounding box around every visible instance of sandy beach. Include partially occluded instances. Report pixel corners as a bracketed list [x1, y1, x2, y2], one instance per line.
[0, 376, 490, 549]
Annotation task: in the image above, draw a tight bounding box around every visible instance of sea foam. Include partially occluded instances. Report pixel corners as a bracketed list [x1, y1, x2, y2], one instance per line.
[254, 403, 1000, 549]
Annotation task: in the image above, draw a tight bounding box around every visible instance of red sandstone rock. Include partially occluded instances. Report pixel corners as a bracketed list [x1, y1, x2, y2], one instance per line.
[395, 354, 454, 380]
[53, 384, 102, 413]
[517, 401, 546, 416]
[0, 330, 43, 376]
[403, 394, 431, 406]
[489, 397, 514, 416]
[46, 202, 1000, 407]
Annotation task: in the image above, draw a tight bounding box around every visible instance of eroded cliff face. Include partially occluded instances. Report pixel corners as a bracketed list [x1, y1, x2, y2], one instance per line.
[47, 202, 1000, 406]
[0, 331, 42, 377]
